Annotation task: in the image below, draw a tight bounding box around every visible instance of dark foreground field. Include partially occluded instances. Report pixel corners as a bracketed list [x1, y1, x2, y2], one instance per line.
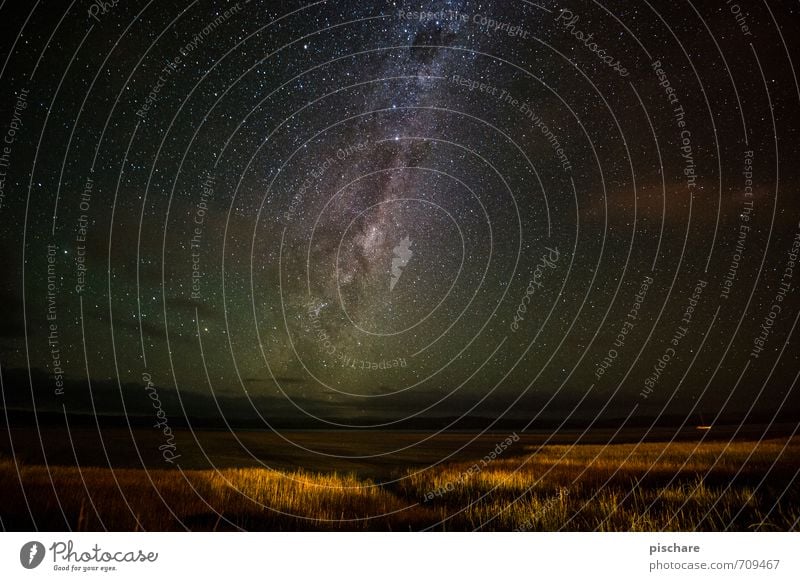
[1, 429, 798, 531]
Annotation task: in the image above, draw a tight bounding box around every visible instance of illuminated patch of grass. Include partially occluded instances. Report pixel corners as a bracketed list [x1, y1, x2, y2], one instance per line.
[1, 437, 797, 531]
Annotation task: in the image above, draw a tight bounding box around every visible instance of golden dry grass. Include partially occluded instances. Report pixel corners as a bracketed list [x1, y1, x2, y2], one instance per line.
[1, 437, 797, 531]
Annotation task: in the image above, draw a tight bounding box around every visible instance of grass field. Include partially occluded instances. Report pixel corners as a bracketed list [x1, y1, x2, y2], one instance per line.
[1, 434, 798, 531]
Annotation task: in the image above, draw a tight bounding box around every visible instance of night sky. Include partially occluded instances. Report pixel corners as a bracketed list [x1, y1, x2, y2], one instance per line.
[1, 0, 799, 431]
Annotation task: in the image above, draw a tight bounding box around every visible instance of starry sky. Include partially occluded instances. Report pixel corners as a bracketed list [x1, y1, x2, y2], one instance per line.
[1, 0, 799, 430]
